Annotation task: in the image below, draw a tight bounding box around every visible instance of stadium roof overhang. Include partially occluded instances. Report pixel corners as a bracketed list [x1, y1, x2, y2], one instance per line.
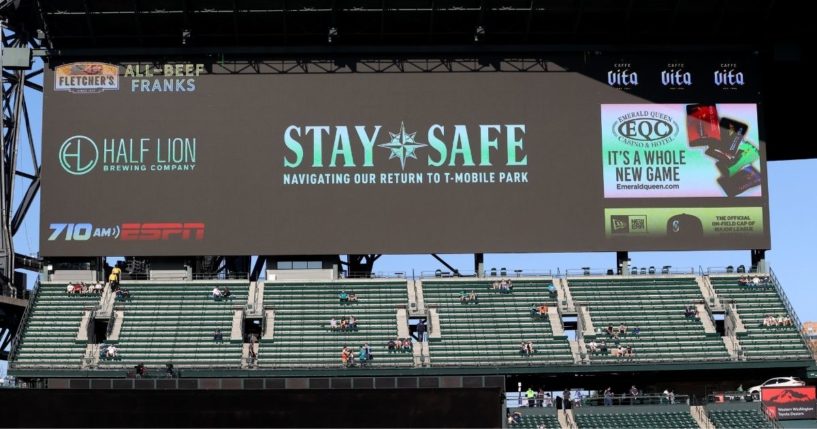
[3, 0, 814, 160]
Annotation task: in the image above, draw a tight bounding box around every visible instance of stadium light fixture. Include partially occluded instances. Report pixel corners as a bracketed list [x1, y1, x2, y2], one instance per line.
[182, 29, 191, 45]
[328, 27, 338, 43]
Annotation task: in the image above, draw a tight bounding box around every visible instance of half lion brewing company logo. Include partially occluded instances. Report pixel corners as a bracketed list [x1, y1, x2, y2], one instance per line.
[54, 63, 119, 93]
[58, 135, 197, 175]
[611, 110, 679, 148]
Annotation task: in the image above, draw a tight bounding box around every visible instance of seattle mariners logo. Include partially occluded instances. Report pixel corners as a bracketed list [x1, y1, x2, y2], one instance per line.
[378, 122, 427, 170]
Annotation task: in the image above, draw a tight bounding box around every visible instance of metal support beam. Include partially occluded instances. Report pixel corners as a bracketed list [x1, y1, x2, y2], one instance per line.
[751, 249, 767, 272]
[1, 24, 44, 297]
[474, 253, 484, 278]
[250, 256, 267, 281]
[616, 251, 629, 275]
[430, 254, 459, 276]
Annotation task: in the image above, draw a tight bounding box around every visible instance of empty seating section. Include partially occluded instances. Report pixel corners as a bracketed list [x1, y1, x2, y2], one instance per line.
[421, 279, 573, 366]
[575, 411, 698, 428]
[568, 277, 729, 362]
[12, 283, 101, 368]
[708, 407, 772, 429]
[516, 413, 560, 429]
[97, 281, 248, 368]
[260, 281, 412, 368]
[709, 276, 811, 359]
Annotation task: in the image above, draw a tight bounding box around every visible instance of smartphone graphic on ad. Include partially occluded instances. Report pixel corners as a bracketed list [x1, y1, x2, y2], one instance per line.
[719, 117, 749, 156]
[686, 104, 720, 146]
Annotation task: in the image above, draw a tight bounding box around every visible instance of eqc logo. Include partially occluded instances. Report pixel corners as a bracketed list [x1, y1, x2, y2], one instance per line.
[59, 136, 98, 175]
[121, 223, 205, 241]
[611, 111, 679, 148]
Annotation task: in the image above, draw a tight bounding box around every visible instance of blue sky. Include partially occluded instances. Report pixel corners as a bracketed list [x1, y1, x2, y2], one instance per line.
[3, 62, 816, 378]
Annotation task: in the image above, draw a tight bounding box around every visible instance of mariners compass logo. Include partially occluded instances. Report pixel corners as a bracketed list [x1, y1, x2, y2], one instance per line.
[378, 122, 427, 170]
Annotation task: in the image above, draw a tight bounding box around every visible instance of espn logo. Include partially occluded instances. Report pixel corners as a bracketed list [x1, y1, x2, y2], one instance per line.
[121, 223, 205, 241]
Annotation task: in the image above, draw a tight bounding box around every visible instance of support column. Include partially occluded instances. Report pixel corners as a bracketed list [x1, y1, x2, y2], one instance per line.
[616, 251, 629, 275]
[751, 249, 767, 273]
[474, 253, 484, 278]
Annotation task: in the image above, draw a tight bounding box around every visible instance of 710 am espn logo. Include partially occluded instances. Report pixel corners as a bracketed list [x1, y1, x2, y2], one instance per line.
[48, 222, 205, 241]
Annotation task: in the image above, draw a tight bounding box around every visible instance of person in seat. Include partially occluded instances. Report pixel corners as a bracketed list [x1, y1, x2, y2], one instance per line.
[339, 290, 349, 302]
[212, 287, 222, 300]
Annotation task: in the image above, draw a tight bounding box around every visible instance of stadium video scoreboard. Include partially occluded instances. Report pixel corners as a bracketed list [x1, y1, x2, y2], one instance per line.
[40, 54, 769, 256]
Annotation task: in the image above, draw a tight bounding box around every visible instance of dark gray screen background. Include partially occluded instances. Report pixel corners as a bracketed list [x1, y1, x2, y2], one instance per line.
[40, 68, 770, 256]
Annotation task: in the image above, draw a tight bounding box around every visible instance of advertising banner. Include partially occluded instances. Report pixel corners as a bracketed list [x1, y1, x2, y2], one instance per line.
[602, 104, 761, 198]
[762, 386, 817, 420]
[40, 57, 769, 256]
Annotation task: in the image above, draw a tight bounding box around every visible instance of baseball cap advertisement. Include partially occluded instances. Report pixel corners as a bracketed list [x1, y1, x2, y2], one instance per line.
[40, 54, 769, 256]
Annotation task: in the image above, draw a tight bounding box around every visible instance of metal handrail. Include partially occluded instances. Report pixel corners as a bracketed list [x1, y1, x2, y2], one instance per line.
[761, 402, 783, 429]
[106, 306, 119, 338]
[768, 267, 815, 357]
[6, 281, 41, 365]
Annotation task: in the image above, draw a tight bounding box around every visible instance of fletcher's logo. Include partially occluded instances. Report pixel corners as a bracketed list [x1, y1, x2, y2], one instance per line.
[54, 63, 119, 93]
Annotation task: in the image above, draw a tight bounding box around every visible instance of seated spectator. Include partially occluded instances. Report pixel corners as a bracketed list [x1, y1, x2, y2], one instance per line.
[340, 318, 349, 330]
[165, 363, 175, 378]
[358, 346, 368, 367]
[519, 341, 528, 355]
[81, 283, 89, 294]
[537, 304, 548, 316]
[632, 326, 640, 337]
[387, 339, 396, 352]
[530, 304, 539, 316]
[94, 282, 104, 294]
[339, 290, 349, 302]
[212, 287, 222, 299]
[547, 283, 557, 297]
[135, 363, 146, 378]
[348, 316, 357, 329]
[72, 283, 83, 294]
[625, 345, 634, 359]
[524, 341, 535, 355]
[512, 411, 522, 425]
[348, 292, 358, 302]
[606, 324, 614, 336]
[738, 276, 749, 286]
[588, 340, 598, 353]
[330, 317, 338, 330]
[403, 338, 412, 351]
[341, 347, 350, 367]
[618, 324, 627, 336]
[66, 283, 74, 294]
[213, 329, 223, 343]
[107, 345, 118, 359]
[459, 290, 468, 303]
[683, 305, 693, 318]
[222, 287, 231, 299]
[469, 290, 478, 303]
